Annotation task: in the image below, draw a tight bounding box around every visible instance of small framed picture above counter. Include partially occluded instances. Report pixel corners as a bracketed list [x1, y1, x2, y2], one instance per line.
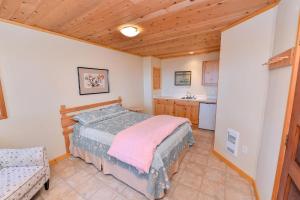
[174, 71, 191, 86]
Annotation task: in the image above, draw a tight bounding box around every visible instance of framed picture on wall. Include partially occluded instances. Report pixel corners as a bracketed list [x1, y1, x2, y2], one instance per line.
[77, 67, 110, 95]
[174, 71, 191, 86]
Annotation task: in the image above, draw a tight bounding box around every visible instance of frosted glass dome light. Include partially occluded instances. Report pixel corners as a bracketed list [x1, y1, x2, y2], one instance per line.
[120, 26, 140, 37]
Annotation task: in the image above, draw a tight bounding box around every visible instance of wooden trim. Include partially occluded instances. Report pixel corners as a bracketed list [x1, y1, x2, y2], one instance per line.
[265, 48, 295, 69]
[0, 79, 7, 120]
[0, 18, 140, 58]
[222, 2, 279, 32]
[212, 150, 260, 200]
[59, 97, 122, 153]
[49, 153, 70, 166]
[212, 150, 253, 182]
[272, 14, 300, 200]
[60, 97, 122, 114]
[158, 47, 220, 59]
[252, 179, 261, 200]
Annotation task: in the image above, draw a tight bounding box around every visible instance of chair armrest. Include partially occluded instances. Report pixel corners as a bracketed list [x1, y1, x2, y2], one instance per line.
[0, 146, 48, 168]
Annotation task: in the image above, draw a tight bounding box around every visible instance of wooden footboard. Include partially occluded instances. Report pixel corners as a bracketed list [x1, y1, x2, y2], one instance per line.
[59, 97, 122, 153]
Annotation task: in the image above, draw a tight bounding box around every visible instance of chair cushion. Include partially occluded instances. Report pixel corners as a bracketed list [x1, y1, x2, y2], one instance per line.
[0, 166, 47, 200]
[0, 147, 46, 168]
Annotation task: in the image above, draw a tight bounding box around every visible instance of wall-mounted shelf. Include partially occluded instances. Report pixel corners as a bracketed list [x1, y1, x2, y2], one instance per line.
[264, 48, 294, 69]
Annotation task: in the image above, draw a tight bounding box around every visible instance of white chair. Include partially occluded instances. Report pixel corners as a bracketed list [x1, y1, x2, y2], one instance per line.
[0, 147, 50, 200]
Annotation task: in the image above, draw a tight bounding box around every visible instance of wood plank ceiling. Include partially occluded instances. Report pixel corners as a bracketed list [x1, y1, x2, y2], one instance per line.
[0, 0, 276, 58]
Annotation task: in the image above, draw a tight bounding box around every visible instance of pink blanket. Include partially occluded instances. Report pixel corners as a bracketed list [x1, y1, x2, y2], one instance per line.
[107, 115, 189, 173]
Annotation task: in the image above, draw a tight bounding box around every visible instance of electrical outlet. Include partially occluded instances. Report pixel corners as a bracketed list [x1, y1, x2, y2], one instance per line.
[242, 145, 248, 154]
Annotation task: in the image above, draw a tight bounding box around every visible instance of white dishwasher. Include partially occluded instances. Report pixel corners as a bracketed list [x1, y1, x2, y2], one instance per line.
[198, 103, 217, 130]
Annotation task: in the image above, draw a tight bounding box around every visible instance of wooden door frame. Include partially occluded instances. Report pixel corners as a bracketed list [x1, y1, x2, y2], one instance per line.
[0, 79, 7, 120]
[272, 15, 300, 200]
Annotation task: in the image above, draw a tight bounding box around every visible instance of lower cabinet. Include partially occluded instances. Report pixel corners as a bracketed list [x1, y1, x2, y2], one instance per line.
[153, 99, 174, 115]
[154, 98, 199, 125]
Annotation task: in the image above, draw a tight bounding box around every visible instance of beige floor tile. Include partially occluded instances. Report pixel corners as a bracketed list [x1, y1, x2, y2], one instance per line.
[108, 179, 128, 193]
[82, 163, 100, 175]
[225, 187, 255, 200]
[194, 143, 213, 151]
[74, 176, 105, 199]
[179, 171, 202, 189]
[65, 169, 91, 188]
[61, 191, 84, 200]
[170, 183, 199, 200]
[225, 176, 252, 196]
[207, 156, 227, 172]
[185, 162, 206, 176]
[121, 186, 148, 200]
[200, 179, 225, 200]
[41, 181, 73, 200]
[113, 194, 128, 200]
[204, 168, 225, 184]
[197, 192, 217, 200]
[191, 153, 209, 165]
[55, 165, 80, 180]
[193, 146, 211, 156]
[89, 184, 117, 200]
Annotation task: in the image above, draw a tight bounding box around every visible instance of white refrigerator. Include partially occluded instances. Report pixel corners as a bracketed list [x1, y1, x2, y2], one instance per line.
[198, 103, 217, 130]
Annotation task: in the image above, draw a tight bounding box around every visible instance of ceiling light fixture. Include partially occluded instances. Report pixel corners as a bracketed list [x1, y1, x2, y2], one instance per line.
[120, 26, 140, 37]
[189, 51, 194, 55]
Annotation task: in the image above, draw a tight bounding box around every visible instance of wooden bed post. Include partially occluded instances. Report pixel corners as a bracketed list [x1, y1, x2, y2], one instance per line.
[60, 105, 70, 153]
[118, 96, 122, 106]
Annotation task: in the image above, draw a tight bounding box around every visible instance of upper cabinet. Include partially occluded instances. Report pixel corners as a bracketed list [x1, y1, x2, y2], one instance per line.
[202, 60, 219, 86]
[153, 67, 161, 90]
[0, 79, 7, 120]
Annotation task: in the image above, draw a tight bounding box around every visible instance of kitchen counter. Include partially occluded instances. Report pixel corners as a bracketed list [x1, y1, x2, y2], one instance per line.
[153, 96, 217, 104]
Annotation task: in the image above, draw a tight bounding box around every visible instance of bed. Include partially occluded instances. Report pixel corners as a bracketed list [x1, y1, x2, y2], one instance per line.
[59, 97, 195, 199]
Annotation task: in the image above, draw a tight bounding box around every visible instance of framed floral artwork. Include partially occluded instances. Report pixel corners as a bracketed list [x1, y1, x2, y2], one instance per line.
[77, 67, 110, 95]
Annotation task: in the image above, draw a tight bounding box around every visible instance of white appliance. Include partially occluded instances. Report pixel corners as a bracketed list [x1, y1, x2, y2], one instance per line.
[198, 103, 217, 130]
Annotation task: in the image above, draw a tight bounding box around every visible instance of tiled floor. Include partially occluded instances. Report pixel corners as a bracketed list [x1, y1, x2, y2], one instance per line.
[33, 129, 256, 200]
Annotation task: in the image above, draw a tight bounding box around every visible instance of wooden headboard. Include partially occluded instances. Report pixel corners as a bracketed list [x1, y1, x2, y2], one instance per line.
[59, 97, 122, 153]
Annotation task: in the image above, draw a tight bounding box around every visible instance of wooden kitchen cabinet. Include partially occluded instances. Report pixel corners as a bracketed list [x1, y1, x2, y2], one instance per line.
[202, 60, 219, 86]
[174, 101, 187, 118]
[153, 67, 161, 90]
[153, 99, 174, 115]
[174, 100, 199, 125]
[188, 102, 199, 125]
[154, 98, 199, 125]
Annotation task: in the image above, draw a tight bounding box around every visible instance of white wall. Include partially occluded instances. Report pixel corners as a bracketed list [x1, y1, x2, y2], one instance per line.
[214, 8, 277, 177]
[256, 0, 300, 199]
[160, 52, 219, 98]
[0, 21, 144, 159]
[143, 57, 153, 114]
